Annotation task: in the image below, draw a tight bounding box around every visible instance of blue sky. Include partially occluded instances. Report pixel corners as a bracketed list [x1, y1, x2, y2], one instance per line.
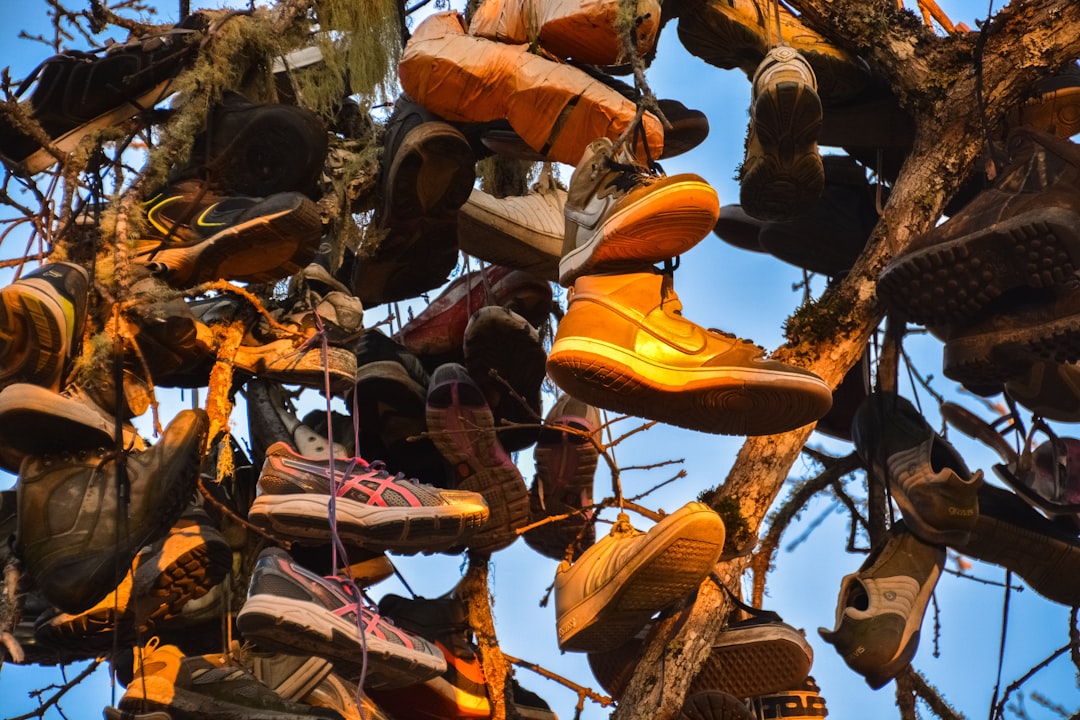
[1, 1, 1078, 719]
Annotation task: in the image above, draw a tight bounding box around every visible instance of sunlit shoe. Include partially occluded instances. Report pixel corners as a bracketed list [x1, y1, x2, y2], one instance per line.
[739, 46, 824, 222]
[818, 522, 943, 689]
[680, 691, 755, 720]
[749, 676, 830, 719]
[547, 271, 833, 436]
[425, 363, 530, 553]
[524, 394, 601, 561]
[555, 502, 725, 653]
[16, 408, 208, 614]
[236, 547, 447, 688]
[399, 11, 662, 165]
[0, 262, 89, 392]
[247, 440, 489, 555]
[851, 391, 983, 546]
[560, 136, 719, 286]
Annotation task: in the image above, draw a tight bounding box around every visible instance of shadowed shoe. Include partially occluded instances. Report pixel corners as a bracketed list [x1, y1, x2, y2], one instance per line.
[993, 435, 1080, 516]
[680, 691, 755, 720]
[749, 676, 829, 719]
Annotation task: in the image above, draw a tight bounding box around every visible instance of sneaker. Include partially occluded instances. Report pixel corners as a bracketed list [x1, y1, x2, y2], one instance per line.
[399, 11, 662, 165]
[16, 408, 209, 614]
[851, 391, 984, 546]
[463, 305, 546, 452]
[135, 180, 323, 287]
[712, 204, 767, 254]
[352, 96, 475, 307]
[425, 363, 531, 553]
[681, 691, 755, 720]
[560, 136, 719, 287]
[1004, 360, 1080, 422]
[396, 264, 553, 366]
[33, 506, 231, 653]
[739, 45, 824, 222]
[546, 271, 833, 436]
[554, 502, 725, 653]
[0, 262, 89, 392]
[524, 394, 601, 561]
[305, 671, 395, 720]
[105, 637, 345, 720]
[236, 547, 447, 688]
[246, 379, 349, 467]
[248, 440, 490, 555]
[818, 522, 944, 689]
[877, 129, 1080, 327]
[994, 436, 1080, 515]
[749, 676, 829, 719]
[0, 22, 203, 173]
[814, 361, 867, 443]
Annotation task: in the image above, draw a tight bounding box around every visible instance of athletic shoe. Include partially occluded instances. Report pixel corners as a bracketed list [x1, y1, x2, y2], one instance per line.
[1004, 360, 1080, 422]
[525, 394, 601, 561]
[993, 436, 1080, 515]
[105, 636, 345, 720]
[16, 408, 209, 614]
[246, 378, 349, 467]
[547, 271, 833, 436]
[560, 136, 719, 286]
[236, 547, 447, 688]
[248, 440, 489, 554]
[818, 522, 944, 689]
[555, 502, 725, 653]
[681, 691, 755, 720]
[712, 204, 767, 254]
[739, 46, 824, 222]
[425, 363, 531, 553]
[0, 262, 89, 392]
[749, 676, 829, 719]
[135, 180, 323, 287]
[851, 391, 984, 546]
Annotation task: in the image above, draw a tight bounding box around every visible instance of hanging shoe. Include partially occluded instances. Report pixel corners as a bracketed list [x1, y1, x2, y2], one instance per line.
[748, 676, 830, 719]
[1003, 360, 1080, 423]
[818, 522, 944, 689]
[680, 691, 755, 720]
[711, 204, 767, 255]
[547, 270, 833, 436]
[246, 378, 349, 468]
[993, 435, 1080, 516]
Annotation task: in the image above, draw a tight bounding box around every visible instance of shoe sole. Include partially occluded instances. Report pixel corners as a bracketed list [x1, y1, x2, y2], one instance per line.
[942, 312, 1080, 387]
[559, 180, 718, 286]
[680, 691, 755, 720]
[546, 336, 832, 436]
[0, 280, 72, 390]
[691, 624, 812, 698]
[0, 384, 121, 465]
[877, 207, 1080, 326]
[387, 122, 475, 219]
[457, 190, 562, 281]
[237, 594, 446, 689]
[246, 493, 489, 554]
[740, 80, 824, 222]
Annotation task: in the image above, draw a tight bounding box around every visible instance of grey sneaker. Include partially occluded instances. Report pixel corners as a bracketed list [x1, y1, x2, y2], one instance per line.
[818, 522, 944, 689]
[852, 391, 984, 546]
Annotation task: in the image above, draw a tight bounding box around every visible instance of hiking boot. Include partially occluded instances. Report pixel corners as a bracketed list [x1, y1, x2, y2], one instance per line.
[236, 547, 447, 687]
[554, 502, 725, 653]
[172, 90, 328, 197]
[993, 436, 1080, 516]
[851, 391, 984, 546]
[135, 180, 323, 287]
[0, 21, 203, 173]
[952, 483, 1080, 606]
[1004, 360, 1080, 423]
[525, 394, 601, 561]
[425, 363, 531, 553]
[0, 262, 89, 392]
[739, 46, 824, 222]
[105, 637, 345, 720]
[676, 0, 870, 104]
[877, 129, 1080, 327]
[818, 522, 944, 689]
[246, 378, 349, 467]
[547, 271, 833, 436]
[456, 181, 565, 281]
[560, 136, 719, 286]
[681, 691, 754, 720]
[463, 305, 546, 452]
[33, 506, 231, 652]
[399, 12, 663, 165]
[397, 264, 553, 367]
[248, 440, 490, 555]
[712, 204, 767, 254]
[16, 408, 209, 614]
[749, 676, 829, 719]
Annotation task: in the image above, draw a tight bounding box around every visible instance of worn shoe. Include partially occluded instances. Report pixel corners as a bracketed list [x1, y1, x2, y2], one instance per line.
[1005, 63, 1080, 140]
[818, 522, 944, 689]
[425, 363, 530, 553]
[33, 506, 230, 652]
[1004, 360, 1080, 422]
[712, 204, 767, 254]
[878, 129, 1080, 327]
[680, 691, 755, 720]
[993, 436, 1080, 515]
[248, 440, 490, 555]
[236, 547, 447, 687]
[851, 391, 984, 546]
[547, 271, 833, 436]
[16, 408, 208, 614]
[749, 676, 829, 719]
[560, 136, 719, 286]
[525, 394, 601, 561]
[0, 262, 89, 392]
[739, 46, 824, 222]
[136, 180, 323, 287]
[246, 378, 349, 468]
[555, 502, 725, 653]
